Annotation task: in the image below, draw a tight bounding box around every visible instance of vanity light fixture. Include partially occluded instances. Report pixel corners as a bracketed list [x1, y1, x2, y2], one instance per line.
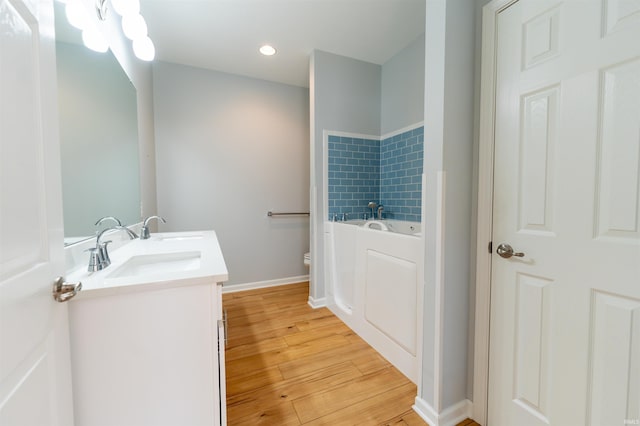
[64, 0, 89, 30]
[132, 36, 155, 62]
[81, 25, 109, 53]
[110, 0, 140, 16]
[122, 13, 148, 40]
[259, 44, 277, 56]
[58, 0, 155, 61]
[63, 0, 109, 52]
[96, 0, 156, 61]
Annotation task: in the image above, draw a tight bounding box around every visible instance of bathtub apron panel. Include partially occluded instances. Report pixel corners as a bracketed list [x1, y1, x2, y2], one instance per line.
[326, 220, 422, 383]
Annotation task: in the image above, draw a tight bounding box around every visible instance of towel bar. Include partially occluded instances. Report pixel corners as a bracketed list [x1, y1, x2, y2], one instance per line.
[267, 211, 310, 217]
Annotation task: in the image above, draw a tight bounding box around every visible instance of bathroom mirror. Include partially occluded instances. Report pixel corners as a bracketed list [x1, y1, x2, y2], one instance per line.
[54, 2, 142, 245]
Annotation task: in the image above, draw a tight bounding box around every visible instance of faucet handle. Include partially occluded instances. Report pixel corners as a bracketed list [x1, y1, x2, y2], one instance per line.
[98, 240, 112, 267]
[85, 247, 104, 272]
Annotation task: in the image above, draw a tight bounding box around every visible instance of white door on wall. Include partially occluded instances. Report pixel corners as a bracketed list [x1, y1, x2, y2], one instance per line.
[1, 0, 75, 424]
[489, 0, 640, 425]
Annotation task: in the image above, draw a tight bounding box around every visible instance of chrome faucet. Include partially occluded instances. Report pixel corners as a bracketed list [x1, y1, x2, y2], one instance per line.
[377, 205, 384, 220]
[88, 226, 138, 272]
[92, 217, 122, 269]
[140, 215, 166, 239]
[367, 201, 377, 218]
[94, 216, 122, 227]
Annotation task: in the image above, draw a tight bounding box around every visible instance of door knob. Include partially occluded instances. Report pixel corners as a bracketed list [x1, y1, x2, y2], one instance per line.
[52, 277, 82, 302]
[496, 243, 525, 259]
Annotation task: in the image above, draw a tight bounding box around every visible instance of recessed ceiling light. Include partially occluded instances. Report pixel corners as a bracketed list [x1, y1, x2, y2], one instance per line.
[259, 45, 277, 56]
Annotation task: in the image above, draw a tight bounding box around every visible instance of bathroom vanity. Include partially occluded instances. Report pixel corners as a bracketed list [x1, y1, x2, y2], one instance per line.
[66, 231, 228, 426]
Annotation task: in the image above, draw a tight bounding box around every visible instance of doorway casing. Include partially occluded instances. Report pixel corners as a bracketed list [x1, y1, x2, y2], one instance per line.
[472, 0, 519, 424]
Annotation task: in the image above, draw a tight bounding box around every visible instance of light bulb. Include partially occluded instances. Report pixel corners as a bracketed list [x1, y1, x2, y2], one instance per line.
[133, 36, 155, 61]
[259, 45, 276, 56]
[122, 13, 147, 40]
[65, 0, 89, 30]
[82, 26, 109, 52]
[111, 0, 140, 16]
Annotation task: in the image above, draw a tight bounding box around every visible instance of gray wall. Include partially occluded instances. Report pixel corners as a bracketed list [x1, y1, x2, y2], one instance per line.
[309, 50, 382, 300]
[381, 34, 426, 135]
[420, 0, 478, 413]
[153, 62, 310, 286]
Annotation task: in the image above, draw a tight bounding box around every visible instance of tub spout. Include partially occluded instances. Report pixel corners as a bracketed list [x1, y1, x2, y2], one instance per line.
[367, 201, 377, 218]
[377, 205, 384, 219]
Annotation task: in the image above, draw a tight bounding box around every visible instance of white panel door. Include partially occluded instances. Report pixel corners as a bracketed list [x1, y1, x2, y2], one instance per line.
[0, 0, 74, 424]
[489, 0, 640, 425]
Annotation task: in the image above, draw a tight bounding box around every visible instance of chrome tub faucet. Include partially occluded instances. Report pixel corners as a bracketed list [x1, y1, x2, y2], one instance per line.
[367, 201, 377, 218]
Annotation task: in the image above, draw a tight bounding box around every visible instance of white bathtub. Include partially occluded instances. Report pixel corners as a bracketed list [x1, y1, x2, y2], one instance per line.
[324, 220, 423, 383]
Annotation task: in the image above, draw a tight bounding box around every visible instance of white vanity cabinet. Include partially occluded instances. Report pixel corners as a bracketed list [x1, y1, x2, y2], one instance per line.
[66, 231, 228, 426]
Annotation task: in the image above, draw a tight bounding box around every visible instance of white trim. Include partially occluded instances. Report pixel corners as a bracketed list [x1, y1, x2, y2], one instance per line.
[309, 52, 318, 303]
[323, 129, 381, 141]
[323, 123, 426, 145]
[473, 0, 518, 424]
[380, 120, 425, 141]
[433, 171, 446, 411]
[221, 275, 309, 294]
[307, 296, 327, 309]
[413, 397, 472, 426]
[415, 171, 427, 397]
[310, 184, 318, 299]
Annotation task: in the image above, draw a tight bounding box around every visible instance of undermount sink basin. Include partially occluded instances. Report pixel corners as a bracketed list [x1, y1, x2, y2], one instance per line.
[153, 234, 204, 242]
[106, 251, 202, 280]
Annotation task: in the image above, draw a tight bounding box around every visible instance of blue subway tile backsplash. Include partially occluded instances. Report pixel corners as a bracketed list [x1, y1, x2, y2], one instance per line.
[328, 126, 423, 222]
[328, 135, 380, 220]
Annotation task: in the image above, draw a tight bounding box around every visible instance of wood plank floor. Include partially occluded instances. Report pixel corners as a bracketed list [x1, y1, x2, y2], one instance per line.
[223, 282, 480, 426]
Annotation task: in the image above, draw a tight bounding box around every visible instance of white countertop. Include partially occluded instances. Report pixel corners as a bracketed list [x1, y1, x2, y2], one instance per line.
[67, 231, 228, 300]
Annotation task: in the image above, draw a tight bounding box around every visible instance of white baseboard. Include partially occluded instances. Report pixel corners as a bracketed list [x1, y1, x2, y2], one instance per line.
[221, 275, 309, 294]
[307, 296, 327, 309]
[413, 397, 472, 426]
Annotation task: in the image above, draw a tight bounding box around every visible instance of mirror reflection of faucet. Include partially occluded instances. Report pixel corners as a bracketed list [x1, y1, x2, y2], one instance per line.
[95, 216, 122, 228]
[141, 216, 167, 239]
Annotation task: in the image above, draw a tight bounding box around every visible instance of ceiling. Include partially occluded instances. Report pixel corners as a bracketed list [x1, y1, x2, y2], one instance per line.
[139, 0, 426, 88]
